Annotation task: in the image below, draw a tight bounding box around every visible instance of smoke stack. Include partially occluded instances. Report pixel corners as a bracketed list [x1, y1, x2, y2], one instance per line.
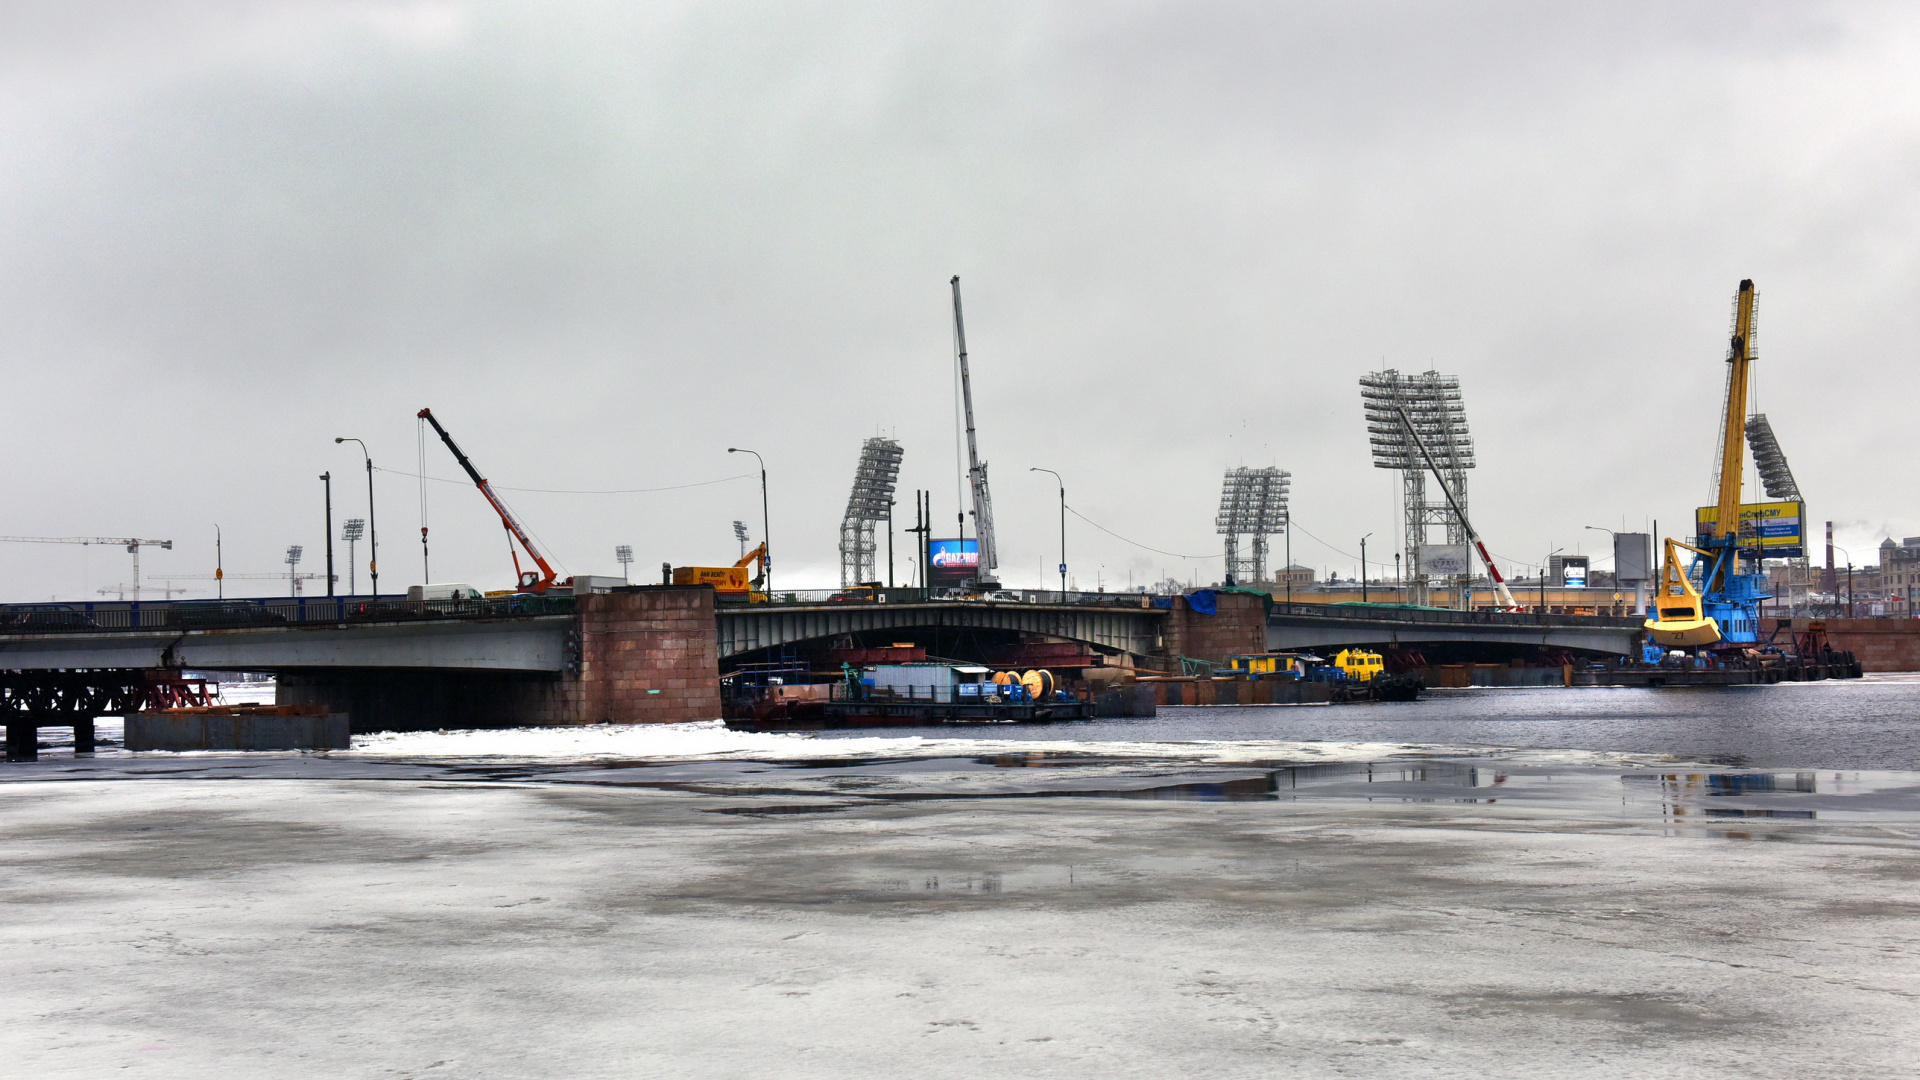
[1825, 521, 1837, 594]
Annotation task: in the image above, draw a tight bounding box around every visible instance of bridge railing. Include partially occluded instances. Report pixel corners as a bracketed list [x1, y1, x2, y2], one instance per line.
[741, 587, 1171, 608]
[0, 594, 576, 634]
[1268, 602, 1643, 628]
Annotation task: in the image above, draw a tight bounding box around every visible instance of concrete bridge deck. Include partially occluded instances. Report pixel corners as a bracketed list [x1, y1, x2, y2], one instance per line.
[1266, 602, 1643, 657]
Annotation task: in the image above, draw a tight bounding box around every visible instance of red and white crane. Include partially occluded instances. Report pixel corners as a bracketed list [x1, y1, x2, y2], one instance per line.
[1392, 407, 1522, 611]
[416, 408, 567, 594]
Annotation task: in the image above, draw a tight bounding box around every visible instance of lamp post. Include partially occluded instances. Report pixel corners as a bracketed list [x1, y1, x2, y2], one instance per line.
[728, 448, 769, 596]
[1031, 468, 1067, 598]
[336, 438, 377, 599]
[320, 472, 335, 597]
[1542, 547, 1563, 615]
[215, 524, 224, 600]
[1359, 533, 1372, 603]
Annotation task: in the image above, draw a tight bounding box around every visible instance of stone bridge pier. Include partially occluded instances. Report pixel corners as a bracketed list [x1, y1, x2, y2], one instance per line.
[279, 586, 722, 732]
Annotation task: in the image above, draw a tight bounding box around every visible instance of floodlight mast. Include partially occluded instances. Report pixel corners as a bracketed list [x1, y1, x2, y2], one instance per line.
[839, 437, 904, 587]
[416, 408, 562, 593]
[950, 276, 998, 584]
[1216, 467, 1290, 584]
[1394, 405, 1520, 611]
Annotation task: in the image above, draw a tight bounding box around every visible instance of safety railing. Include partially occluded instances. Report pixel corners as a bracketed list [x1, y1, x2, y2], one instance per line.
[0, 594, 576, 635]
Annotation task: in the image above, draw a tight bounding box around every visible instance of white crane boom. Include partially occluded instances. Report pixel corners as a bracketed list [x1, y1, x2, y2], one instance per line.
[1391, 409, 1521, 611]
[950, 276, 998, 584]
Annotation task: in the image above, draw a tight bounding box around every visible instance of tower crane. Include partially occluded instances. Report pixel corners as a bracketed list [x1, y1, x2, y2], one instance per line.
[416, 408, 568, 594]
[0, 536, 172, 601]
[1646, 279, 1771, 649]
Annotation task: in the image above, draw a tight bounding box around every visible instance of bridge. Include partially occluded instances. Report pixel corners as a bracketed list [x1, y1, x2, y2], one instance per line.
[716, 599, 1161, 660]
[0, 588, 1647, 757]
[1266, 602, 1644, 658]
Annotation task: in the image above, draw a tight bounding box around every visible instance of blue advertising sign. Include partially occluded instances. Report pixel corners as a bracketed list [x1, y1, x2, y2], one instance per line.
[928, 538, 979, 586]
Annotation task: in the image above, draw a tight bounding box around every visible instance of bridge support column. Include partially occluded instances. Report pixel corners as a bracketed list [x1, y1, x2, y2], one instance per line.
[1156, 591, 1268, 666]
[576, 586, 722, 724]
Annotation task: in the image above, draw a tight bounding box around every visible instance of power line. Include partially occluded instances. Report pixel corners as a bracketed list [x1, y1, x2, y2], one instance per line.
[373, 467, 754, 496]
[1066, 506, 1219, 560]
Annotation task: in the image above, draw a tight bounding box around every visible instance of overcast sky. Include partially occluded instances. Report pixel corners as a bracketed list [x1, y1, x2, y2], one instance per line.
[3, 0, 1916, 600]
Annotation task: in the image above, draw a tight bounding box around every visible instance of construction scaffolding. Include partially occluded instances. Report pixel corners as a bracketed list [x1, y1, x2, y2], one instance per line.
[1215, 467, 1290, 585]
[838, 437, 904, 588]
[1360, 369, 1476, 607]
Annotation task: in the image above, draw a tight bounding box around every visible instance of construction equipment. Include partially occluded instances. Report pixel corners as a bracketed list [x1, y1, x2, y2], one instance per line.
[1646, 538, 1719, 646]
[1646, 280, 1771, 649]
[153, 573, 324, 596]
[0, 537, 172, 601]
[950, 276, 999, 587]
[1391, 407, 1521, 610]
[671, 542, 768, 602]
[417, 408, 568, 594]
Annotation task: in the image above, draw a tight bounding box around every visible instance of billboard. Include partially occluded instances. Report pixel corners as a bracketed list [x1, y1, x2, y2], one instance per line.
[1559, 555, 1589, 587]
[1614, 532, 1652, 582]
[1419, 544, 1472, 577]
[928, 538, 979, 587]
[1694, 500, 1806, 558]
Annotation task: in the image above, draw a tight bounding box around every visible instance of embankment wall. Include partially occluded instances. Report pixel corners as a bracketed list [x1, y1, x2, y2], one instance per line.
[1769, 618, 1920, 673]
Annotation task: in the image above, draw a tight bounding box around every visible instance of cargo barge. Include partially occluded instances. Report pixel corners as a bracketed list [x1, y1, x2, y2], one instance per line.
[724, 660, 1095, 731]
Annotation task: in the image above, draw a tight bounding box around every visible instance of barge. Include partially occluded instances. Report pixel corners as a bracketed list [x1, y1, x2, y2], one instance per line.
[724, 660, 1095, 731]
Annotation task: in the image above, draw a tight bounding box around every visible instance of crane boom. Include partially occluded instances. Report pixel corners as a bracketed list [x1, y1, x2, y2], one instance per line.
[1393, 408, 1520, 610]
[950, 276, 999, 583]
[416, 408, 562, 593]
[1708, 279, 1757, 592]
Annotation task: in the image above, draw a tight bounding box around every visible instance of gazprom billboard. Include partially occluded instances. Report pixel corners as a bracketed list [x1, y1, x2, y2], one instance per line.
[1694, 500, 1806, 558]
[928, 538, 979, 587]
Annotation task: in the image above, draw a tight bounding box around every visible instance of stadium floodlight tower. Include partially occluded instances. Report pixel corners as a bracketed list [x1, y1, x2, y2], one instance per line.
[1360, 369, 1476, 607]
[1746, 413, 1809, 613]
[838, 437, 905, 587]
[1215, 467, 1291, 585]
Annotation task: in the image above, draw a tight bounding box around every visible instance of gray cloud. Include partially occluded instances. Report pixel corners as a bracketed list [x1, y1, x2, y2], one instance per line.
[1, 1, 1914, 598]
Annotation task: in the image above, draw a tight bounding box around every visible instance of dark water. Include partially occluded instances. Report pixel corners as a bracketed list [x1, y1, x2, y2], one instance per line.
[816, 675, 1920, 771]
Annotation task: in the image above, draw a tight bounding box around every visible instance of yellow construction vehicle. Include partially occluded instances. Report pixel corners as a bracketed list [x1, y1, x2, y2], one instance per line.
[1646, 537, 1720, 647]
[670, 542, 768, 603]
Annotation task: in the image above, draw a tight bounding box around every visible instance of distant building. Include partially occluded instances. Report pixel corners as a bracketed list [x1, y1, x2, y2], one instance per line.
[1880, 538, 1920, 615]
[1275, 564, 1315, 586]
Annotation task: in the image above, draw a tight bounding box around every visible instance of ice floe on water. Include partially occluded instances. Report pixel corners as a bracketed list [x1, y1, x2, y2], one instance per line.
[338, 720, 1697, 769]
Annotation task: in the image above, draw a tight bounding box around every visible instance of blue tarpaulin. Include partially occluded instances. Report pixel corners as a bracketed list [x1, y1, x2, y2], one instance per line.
[1187, 589, 1218, 615]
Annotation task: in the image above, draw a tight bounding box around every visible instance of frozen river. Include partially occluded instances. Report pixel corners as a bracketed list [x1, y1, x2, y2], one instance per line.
[3, 680, 1918, 1078]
